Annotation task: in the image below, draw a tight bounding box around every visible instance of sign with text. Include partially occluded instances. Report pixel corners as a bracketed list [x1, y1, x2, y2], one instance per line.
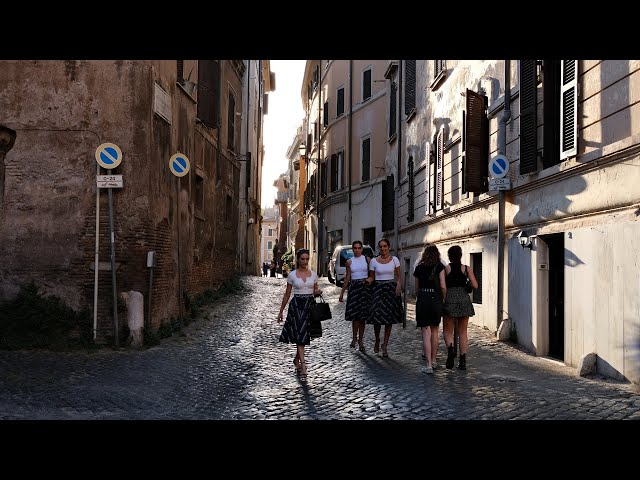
[488, 177, 511, 191]
[97, 175, 123, 188]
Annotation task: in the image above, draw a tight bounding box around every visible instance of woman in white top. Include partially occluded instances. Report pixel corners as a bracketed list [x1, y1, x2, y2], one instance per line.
[338, 240, 371, 352]
[364, 238, 403, 357]
[277, 248, 322, 382]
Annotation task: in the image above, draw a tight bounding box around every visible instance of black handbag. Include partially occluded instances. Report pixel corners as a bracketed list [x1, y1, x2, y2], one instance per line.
[309, 295, 332, 322]
[464, 265, 473, 293]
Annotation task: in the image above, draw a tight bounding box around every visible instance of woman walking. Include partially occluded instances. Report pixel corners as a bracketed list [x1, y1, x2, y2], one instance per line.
[277, 248, 322, 382]
[413, 244, 446, 374]
[365, 238, 403, 357]
[339, 240, 371, 352]
[443, 245, 478, 370]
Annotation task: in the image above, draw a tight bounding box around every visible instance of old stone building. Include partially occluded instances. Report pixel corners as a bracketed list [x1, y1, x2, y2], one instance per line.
[0, 60, 271, 343]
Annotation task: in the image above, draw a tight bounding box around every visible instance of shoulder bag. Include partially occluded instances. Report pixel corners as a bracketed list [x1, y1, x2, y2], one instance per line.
[310, 294, 332, 322]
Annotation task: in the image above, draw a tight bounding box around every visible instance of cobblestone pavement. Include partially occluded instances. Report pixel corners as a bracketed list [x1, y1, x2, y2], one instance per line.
[1, 276, 639, 420]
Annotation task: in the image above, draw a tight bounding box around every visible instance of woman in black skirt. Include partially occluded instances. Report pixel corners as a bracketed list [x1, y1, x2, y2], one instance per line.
[365, 238, 403, 357]
[413, 244, 446, 374]
[277, 248, 322, 381]
[339, 240, 371, 352]
[443, 245, 478, 370]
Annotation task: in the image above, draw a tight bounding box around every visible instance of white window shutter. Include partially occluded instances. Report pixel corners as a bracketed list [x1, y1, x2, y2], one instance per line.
[435, 129, 444, 210]
[560, 60, 578, 161]
[425, 142, 431, 215]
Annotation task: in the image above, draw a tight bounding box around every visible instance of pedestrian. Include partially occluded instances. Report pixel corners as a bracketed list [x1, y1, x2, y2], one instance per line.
[277, 248, 322, 382]
[442, 245, 478, 370]
[413, 244, 447, 374]
[270, 261, 276, 277]
[262, 262, 269, 277]
[338, 240, 371, 352]
[365, 238, 403, 357]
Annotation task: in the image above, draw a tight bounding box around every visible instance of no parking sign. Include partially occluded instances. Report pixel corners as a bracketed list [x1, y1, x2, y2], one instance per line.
[169, 152, 190, 177]
[95, 143, 123, 169]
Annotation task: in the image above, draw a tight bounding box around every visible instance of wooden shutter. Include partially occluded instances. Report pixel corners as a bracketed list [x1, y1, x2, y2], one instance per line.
[227, 92, 235, 150]
[323, 101, 329, 127]
[464, 89, 489, 193]
[331, 153, 338, 191]
[197, 60, 219, 128]
[435, 129, 444, 210]
[425, 142, 431, 215]
[338, 151, 344, 189]
[389, 81, 397, 137]
[381, 174, 395, 231]
[407, 157, 414, 222]
[337, 88, 344, 116]
[560, 60, 578, 160]
[404, 60, 416, 115]
[461, 110, 466, 194]
[520, 60, 538, 174]
[363, 69, 372, 101]
[321, 160, 327, 197]
[362, 138, 370, 182]
[177, 60, 184, 83]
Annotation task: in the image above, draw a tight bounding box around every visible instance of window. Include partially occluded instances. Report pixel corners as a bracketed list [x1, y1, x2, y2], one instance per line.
[323, 101, 329, 127]
[361, 137, 371, 182]
[362, 227, 376, 249]
[425, 143, 432, 215]
[434, 60, 446, 79]
[225, 194, 232, 221]
[331, 151, 344, 191]
[464, 89, 489, 193]
[520, 60, 578, 175]
[407, 156, 414, 222]
[389, 81, 397, 138]
[197, 60, 220, 128]
[268, 228, 273, 236]
[227, 90, 236, 151]
[337, 87, 345, 117]
[321, 160, 328, 197]
[195, 173, 204, 215]
[434, 128, 444, 211]
[404, 60, 416, 116]
[363, 67, 372, 102]
[268, 240, 272, 250]
[470, 252, 482, 304]
[381, 175, 395, 231]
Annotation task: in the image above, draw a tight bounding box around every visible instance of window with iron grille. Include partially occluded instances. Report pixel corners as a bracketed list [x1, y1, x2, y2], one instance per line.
[470, 252, 482, 304]
[363, 68, 372, 102]
[337, 87, 345, 117]
[407, 156, 414, 222]
[389, 81, 397, 138]
[404, 60, 416, 115]
[361, 137, 370, 182]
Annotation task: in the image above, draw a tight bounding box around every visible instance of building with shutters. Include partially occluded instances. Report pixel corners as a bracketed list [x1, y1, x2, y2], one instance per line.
[0, 60, 271, 344]
[384, 60, 640, 383]
[300, 60, 391, 274]
[285, 125, 305, 253]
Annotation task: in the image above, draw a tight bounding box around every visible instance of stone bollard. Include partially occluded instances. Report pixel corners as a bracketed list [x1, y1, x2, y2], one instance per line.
[126, 290, 144, 347]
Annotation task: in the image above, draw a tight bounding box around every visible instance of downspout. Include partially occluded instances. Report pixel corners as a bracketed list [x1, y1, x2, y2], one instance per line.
[347, 60, 353, 242]
[497, 60, 511, 333]
[394, 61, 402, 254]
[244, 60, 251, 274]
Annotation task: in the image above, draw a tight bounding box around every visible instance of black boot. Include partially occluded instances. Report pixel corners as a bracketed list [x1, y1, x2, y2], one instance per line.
[458, 353, 467, 370]
[445, 344, 455, 369]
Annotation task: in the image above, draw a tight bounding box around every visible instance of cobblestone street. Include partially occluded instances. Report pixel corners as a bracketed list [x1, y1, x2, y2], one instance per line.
[1, 276, 639, 420]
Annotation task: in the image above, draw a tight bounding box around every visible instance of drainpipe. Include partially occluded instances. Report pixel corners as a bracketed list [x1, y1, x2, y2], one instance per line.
[347, 60, 353, 242]
[244, 60, 251, 274]
[497, 60, 511, 333]
[394, 61, 402, 254]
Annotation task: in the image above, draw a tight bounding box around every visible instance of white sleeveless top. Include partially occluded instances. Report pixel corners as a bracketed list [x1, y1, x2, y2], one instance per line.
[349, 255, 369, 280]
[287, 269, 318, 295]
[370, 256, 400, 280]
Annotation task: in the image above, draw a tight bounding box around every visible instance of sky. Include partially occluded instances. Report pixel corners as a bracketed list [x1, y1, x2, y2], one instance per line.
[261, 60, 306, 208]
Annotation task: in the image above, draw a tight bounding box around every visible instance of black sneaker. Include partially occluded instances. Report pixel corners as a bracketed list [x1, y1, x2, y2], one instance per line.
[445, 345, 455, 369]
[458, 353, 467, 370]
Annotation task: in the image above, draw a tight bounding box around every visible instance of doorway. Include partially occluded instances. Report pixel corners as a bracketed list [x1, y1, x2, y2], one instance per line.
[544, 233, 564, 360]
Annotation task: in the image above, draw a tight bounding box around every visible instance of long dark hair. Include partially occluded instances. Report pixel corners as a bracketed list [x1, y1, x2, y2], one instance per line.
[418, 244, 440, 267]
[447, 245, 462, 263]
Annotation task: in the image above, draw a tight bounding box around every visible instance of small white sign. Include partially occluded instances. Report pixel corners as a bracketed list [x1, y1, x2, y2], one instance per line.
[97, 175, 123, 188]
[488, 177, 511, 191]
[153, 83, 172, 124]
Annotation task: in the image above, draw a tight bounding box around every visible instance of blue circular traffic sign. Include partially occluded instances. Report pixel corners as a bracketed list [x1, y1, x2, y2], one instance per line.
[489, 154, 509, 179]
[169, 153, 190, 177]
[95, 143, 123, 169]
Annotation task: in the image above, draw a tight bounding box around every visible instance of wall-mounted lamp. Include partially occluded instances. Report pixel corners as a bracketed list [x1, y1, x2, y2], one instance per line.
[299, 142, 306, 156]
[248, 217, 255, 225]
[517, 231, 534, 249]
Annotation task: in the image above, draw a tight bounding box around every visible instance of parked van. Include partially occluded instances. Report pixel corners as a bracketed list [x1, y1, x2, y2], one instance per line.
[328, 244, 375, 287]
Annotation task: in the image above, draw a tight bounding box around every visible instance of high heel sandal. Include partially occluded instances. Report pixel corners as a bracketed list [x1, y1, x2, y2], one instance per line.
[293, 357, 301, 374]
[299, 362, 307, 382]
[382, 343, 389, 357]
[358, 340, 366, 353]
[373, 339, 380, 353]
[350, 340, 356, 348]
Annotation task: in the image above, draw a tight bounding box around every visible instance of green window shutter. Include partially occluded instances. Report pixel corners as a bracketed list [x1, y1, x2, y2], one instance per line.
[519, 60, 538, 174]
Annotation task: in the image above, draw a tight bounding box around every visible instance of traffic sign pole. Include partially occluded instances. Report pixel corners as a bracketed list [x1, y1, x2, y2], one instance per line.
[168, 153, 190, 324]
